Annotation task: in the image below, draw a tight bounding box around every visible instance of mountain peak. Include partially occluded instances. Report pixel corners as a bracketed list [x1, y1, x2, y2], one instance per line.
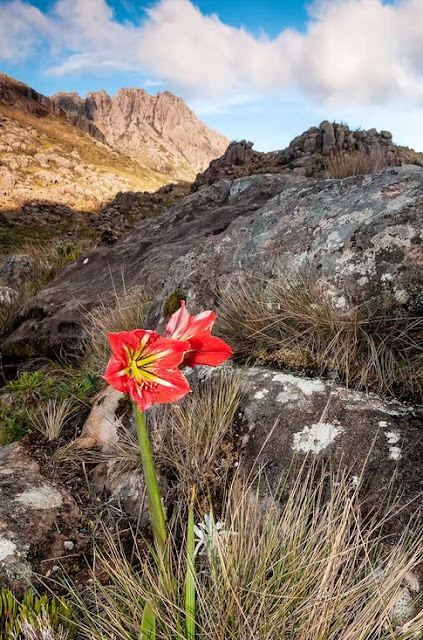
[51, 87, 228, 179]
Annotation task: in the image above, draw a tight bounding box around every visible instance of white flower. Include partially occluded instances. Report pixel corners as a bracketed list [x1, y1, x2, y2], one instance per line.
[194, 512, 226, 557]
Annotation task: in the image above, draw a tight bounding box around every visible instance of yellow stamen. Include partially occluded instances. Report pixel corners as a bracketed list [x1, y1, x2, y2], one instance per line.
[137, 349, 172, 367]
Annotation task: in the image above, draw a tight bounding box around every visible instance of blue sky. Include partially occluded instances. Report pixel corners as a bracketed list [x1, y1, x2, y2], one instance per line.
[1, 0, 423, 152]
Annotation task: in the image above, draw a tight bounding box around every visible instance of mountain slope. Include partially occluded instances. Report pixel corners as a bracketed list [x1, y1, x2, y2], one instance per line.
[51, 89, 229, 181]
[0, 74, 178, 211]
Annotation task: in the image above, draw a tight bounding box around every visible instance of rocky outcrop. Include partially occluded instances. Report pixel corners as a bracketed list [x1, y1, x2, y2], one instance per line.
[2, 172, 305, 355]
[52, 89, 229, 181]
[0, 73, 106, 144]
[0, 443, 80, 592]
[193, 122, 422, 189]
[186, 364, 423, 538]
[78, 363, 423, 540]
[4, 165, 423, 358]
[192, 140, 282, 189]
[285, 120, 396, 161]
[92, 181, 191, 244]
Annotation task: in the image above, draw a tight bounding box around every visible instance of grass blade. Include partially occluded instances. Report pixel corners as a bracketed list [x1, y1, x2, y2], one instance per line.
[140, 601, 156, 640]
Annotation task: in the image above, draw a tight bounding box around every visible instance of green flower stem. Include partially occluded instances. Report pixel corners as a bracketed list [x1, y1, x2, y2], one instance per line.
[133, 404, 167, 555]
[185, 486, 196, 640]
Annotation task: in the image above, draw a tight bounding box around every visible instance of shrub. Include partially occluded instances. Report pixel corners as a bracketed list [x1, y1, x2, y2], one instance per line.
[0, 366, 97, 445]
[153, 368, 244, 511]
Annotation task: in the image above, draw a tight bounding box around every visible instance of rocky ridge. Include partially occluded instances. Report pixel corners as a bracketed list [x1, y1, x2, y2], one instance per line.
[51, 89, 229, 181]
[0, 73, 106, 143]
[0, 105, 171, 213]
[193, 121, 423, 188]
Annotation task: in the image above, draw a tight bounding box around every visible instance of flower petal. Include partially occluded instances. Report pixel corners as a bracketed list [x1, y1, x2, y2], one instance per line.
[128, 378, 157, 411]
[183, 336, 232, 367]
[104, 355, 130, 393]
[108, 330, 142, 364]
[155, 368, 192, 404]
[142, 337, 191, 371]
[165, 300, 190, 338]
[186, 310, 216, 339]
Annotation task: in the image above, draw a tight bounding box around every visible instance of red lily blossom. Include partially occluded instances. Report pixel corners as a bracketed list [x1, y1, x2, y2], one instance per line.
[104, 329, 192, 411]
[166, 300, 232, 367]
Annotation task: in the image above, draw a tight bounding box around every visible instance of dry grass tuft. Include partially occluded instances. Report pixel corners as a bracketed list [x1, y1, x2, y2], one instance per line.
[217, 271, 423, 400]
[326, 148, 392, 179]
[29, 397, 76, 442]
[66, 466, 423, 640]
[153, 369, 244, 510]
[68, 370, 244, 509]
[84, 285, 152, 377]
[12, 612, 71, 640]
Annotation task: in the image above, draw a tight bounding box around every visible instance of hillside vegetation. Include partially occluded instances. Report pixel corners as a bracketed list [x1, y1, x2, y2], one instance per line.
[0, 104, 170, 212]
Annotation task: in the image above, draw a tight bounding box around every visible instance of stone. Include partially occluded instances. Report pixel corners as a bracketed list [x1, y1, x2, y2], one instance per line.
[3, 172, 306, 354]
[0, 255, 35, 287]
[381, 130, 393, 139]
[320, 120, 336, 155]
[0, 172, 15, 194]
[0, 286, 18, 308]
[184, 364, 423, 538]
[80, 363, 423, 540]
[5, 166, 423, 357]
[79, 386, 123, 450]
[0, 443, 80, 592]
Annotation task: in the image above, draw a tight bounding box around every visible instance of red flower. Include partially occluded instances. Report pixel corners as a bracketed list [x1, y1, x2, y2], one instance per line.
[166, 301, 232, 367]
[104, 329, 192, 411]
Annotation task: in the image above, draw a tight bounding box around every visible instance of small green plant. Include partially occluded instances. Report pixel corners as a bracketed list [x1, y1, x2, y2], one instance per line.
[1, 367, 98, 444]
[0, 588, 76, 639]
[163, 290, 183, 317]
[0, 407, 36, 445]
[6, 371, 52, 397]
[6, 369, 97, 403]
[55, 242, 80, 262]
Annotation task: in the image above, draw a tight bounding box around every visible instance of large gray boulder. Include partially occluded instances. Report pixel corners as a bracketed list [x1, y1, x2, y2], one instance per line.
[2, 173, 306, 355]
[0, 443, 81, 592]
[79, 364, 423, 538]
[3, 165, 423, 356]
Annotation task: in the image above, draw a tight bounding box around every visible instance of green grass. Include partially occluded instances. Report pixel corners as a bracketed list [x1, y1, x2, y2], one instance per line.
[0, 588, 76, 639]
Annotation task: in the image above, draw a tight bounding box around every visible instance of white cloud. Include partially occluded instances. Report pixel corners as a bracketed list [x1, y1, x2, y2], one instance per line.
[1, 0, 423, 106]
[0, 0, 53, 61]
